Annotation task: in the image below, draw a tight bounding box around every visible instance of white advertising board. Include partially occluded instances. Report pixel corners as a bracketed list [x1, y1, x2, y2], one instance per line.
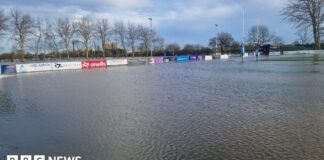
[52, 62, 82, 71]
[107, 59, 128, 66]
[269, 52, 281, 56]
[283, 50, 324, 55]
[220, 55, 229, 60]
[16, 63, 53, 73]
[204, 55, 213, 61]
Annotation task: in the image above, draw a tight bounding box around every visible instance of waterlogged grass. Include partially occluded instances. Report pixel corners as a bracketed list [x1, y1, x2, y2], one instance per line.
[262, 55, 324, 62]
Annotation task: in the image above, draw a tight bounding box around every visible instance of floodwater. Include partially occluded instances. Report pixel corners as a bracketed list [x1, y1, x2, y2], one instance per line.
[1, 59, 324, 160]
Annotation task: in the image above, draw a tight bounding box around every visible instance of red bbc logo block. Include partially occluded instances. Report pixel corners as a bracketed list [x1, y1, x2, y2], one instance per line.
[7, 155, 45, 160]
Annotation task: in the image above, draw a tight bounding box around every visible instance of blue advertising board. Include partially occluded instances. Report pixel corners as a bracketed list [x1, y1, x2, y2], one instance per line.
[1, 65, 16, 74]
[164, 56, 176, 62]
[176, 56, 190, 62]
[189, 56, 199, 61]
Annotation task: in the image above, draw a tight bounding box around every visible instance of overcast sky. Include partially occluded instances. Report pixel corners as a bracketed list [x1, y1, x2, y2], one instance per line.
[0, 0, 296, 50]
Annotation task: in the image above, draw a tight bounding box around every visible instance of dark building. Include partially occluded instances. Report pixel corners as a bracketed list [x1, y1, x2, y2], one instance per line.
[260, 44, 270, 55]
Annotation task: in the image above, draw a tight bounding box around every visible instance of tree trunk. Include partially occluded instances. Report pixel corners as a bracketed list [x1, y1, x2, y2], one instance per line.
[20, 42, 25, 62]
[36, 48, 39, 61]
[85, 44, 88, 59]
[312, 19, 321, 49]
[58, 51, 61, 59]
[86, 48, 88, 58]
[20, 50, 24, 62]
[221, 46, 224, 55]
[123, 45, 127, 57]
[52, 51, 54, 59]
[102, 42, 106, 58]
[132, 46, 135, 57]
[316, 24, 321, 49]
[66, 50, 70, 59]
[145, 46, 148, 57]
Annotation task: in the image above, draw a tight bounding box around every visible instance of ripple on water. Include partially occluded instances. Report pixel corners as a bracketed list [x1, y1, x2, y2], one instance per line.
[1, 61, 324, 159]
[0, 91, 15, 119]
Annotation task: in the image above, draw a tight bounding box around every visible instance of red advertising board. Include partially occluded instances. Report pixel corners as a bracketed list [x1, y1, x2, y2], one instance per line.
[81, 60, 107, 69]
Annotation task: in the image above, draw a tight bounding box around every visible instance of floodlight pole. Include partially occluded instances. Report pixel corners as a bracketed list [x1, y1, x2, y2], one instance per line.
[149, 17, 153, 57]
[215, 24, 218, 57]
[241, 9, 245, 62]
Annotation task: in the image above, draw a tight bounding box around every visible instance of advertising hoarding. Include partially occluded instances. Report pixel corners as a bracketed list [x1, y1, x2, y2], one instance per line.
[269, 52, 281, 56]
[189, 56, 199, 61]
[149, 58, 155, 64]
[163, 58, 170, 63]
[153, 57, 164, 64]
[1, 65, 16, 74]
[220, 55, 229, 60]
[204, 55, 213, 61]
[106, 59, 128, 66]
[16, 63, 52, 73]
[52, 62, 82, 71]
[82, 60, 107, 69]
[176, 56, 190, 62]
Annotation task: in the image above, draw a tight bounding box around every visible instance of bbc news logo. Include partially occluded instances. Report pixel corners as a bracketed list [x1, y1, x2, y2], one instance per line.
[7, 155, 81, 160]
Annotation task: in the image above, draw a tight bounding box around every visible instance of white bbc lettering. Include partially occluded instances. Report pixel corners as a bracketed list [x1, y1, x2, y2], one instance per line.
[48, 156, 81, 160]
[7, 155, 79, 160]
[34, 155, 45, 160]
[21, 155, 32, 160]
[7, 155, 18, 160]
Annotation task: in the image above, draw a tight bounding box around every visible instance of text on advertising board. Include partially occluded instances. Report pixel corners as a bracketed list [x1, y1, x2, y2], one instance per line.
[52, 62, 82, 70]
[81, 60, 107, 69]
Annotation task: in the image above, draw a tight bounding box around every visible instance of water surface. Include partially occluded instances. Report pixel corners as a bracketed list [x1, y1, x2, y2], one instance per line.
[1, 60, 324, 160]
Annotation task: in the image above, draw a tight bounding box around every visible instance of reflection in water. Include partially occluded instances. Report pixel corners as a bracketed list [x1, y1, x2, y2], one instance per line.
[0, 60, 324, 159]
[0, 91, 15, 118]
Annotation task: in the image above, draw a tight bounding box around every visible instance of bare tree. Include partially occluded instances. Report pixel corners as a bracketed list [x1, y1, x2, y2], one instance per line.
[297, 27, 310, 45]
[56, 17, 75, 59]
[112, 26, 120, 57]
[77, 16, 93, 58]
[183, 44, 195, 54]
[193, 44, 203, 54]
[126, 22, 138, 57]
[270, 32, 284, 46]
[248, 25, 271, 46]
[32, 17, 44, 60]
[44, 20, 59, 59]
[0, 9, 8, 37]
[0, 9, 8, 56]
[209, 37, 217, 49]
[95, 18, 110, 58]
[153, 36, 165, 55]
[166, 43, 180, 56]
[11, 8, 34, 61]
[283, 0, 324, 49]
[114, 21, 127, 56]
[138, 25, 151, 56]
[215, 32, 234, 55]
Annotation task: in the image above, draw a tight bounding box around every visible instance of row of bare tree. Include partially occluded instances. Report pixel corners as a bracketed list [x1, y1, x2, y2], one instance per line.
[0, 8, 166, 61]
[207, 0, 324, 54]
[1, 0, 323, 61]
[208, 25, 284, 55]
